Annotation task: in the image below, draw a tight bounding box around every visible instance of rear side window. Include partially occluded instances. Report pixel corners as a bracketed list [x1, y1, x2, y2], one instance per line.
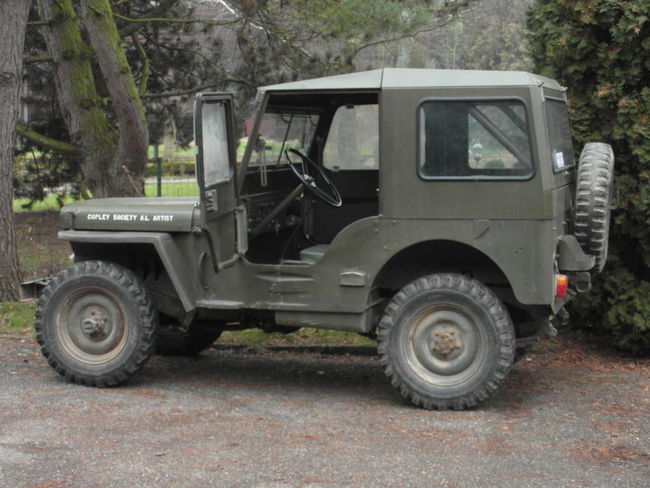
[324, 104, 379, 171]
[418, 99, 533, 180]
[545, 99, 575, 171]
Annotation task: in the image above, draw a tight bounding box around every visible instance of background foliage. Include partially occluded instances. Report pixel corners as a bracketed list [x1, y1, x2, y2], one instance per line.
[529, 0, 650, 353]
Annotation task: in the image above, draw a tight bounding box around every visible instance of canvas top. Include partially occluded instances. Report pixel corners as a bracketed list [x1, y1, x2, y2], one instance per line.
[259, 68, 564, 92]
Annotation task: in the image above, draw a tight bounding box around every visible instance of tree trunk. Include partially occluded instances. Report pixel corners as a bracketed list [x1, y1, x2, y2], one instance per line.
[81, 0, 149, 195]
[38, 0, 118, 197]
[0, 0, 31, 301]
[38, 0, 148, 198]
[162, 112, 178, 162]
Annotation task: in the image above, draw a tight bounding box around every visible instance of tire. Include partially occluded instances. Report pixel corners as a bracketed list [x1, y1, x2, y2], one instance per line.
[156, 323, 221, 357]
[377, 273, 515, 410]
[35, 261, 158, 387]
[574, 142, 614, 272]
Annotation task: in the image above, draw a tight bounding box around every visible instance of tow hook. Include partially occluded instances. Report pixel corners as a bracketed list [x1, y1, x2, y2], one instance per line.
[552, 308, 570, 328]
[541, 319, 558, 338]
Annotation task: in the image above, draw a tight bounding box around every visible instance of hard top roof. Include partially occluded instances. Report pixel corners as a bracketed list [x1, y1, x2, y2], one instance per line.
[259, 68, 563, 92]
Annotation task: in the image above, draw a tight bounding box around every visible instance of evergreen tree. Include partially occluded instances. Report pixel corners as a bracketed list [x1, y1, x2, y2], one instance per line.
[528, 0, 650, 353]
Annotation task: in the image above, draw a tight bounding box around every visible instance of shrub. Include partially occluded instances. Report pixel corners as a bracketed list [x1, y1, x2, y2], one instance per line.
[528, 0, 650, 354]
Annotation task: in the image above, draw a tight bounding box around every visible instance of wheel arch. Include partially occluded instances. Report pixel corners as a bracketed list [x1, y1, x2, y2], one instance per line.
[59, 230, 197, 313]
[372, 239, 511, 294]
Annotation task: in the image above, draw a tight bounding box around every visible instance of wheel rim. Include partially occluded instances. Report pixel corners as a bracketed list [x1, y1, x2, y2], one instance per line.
[403, 304, 488, 387]
[55, 287, 128, 365]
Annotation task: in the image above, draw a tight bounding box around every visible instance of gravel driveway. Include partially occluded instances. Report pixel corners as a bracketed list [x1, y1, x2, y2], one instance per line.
[1, 333, 648, 488]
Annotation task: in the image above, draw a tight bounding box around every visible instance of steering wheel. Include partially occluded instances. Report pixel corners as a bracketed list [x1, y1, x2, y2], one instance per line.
[285, 148, 343, 208]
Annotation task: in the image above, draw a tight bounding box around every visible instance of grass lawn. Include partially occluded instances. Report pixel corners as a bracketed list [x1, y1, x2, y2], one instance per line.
[13, 194, 76, 212]
[144, 181, 199, 197]
[13, 181, 199, 213]
[0, 302, 35, 334]
[0, 300, 374, 348]
[148, 144, 195, 159]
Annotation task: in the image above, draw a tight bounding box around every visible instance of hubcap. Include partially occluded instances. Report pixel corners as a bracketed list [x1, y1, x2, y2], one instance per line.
[56, 287, 128, 365]
[404, 305, 488, 387]
[430, 328, 462, 358]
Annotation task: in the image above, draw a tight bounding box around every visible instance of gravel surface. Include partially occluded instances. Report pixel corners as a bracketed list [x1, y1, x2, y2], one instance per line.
[1, 333, 648, 488]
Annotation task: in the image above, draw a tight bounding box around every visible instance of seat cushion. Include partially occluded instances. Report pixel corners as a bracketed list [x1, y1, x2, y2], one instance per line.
[299, 244, 330, 264]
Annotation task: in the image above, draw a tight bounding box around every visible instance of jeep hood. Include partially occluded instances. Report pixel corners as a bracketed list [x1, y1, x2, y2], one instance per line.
[59, 197, 199, 232]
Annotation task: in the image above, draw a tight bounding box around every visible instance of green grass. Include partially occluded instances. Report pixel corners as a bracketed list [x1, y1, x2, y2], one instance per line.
[220, 328, 375, 348]
[13, 194, 76, 212]
[0, 302, 35, 334]
[12, 181, 198, 211]
[148, 144, 195, 159]
[144, 181, 199, 197]
[0, 301, 372, 347]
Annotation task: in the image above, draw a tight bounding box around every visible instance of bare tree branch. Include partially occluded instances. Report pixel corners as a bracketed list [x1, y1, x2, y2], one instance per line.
[131, 34, 149, 96]
[141, 81, 253, 100]
[114, 12, 240, 28]
[16, 123, 82, 157]
[24, 55, 53, 64]
[117, 0, 180, 37]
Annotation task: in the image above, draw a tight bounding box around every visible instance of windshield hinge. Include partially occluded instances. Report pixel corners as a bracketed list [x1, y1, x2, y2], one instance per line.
[204, 189, 218, 213]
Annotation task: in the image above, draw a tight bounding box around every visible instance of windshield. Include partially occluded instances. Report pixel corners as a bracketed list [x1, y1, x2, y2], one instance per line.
[545, 99, 575, 171]
[251, 111, 319, 167]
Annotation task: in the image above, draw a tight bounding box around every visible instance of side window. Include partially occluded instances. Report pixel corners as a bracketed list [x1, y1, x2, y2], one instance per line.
[418, 100, 533, 179]
[324, 104, 379, 171]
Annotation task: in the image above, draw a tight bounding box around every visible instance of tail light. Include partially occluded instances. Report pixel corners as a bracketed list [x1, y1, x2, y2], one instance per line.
[555, 274, 569, 298]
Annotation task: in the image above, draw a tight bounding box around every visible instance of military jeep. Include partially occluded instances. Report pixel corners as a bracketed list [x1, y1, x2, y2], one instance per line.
[33, 69, 614, 409]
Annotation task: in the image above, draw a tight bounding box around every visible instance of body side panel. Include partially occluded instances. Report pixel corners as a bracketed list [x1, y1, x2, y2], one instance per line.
[196, 216, 555, 320]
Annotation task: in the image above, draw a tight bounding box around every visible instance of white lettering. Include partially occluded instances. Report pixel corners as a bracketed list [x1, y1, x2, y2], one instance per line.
[152, 215, 174, 222]
[111, 214, 138, 221]
[85, 213, 175, 223]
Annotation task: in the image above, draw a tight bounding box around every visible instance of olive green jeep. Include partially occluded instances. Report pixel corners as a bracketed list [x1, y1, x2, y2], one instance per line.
[32, 69, 615, 409]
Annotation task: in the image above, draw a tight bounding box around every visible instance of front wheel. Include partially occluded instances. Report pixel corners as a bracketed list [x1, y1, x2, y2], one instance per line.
[35, 261, 158, 386]
[377, 274, 515, 410]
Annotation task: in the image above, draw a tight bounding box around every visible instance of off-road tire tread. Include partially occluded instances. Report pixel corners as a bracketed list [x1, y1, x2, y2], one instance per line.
[377, 273, 515, 410]
[574, 142, 614, 272]
[35, 260, 158, 387]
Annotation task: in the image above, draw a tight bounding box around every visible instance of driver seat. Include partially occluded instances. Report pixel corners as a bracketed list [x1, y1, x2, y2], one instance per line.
[299, 244, 329, 264]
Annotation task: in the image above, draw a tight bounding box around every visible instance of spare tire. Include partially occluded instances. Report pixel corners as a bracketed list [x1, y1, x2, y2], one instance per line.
[574, 142, 614, 272]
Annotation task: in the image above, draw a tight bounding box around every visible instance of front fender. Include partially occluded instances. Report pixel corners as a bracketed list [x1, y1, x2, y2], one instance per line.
[58, 230, 197, 312]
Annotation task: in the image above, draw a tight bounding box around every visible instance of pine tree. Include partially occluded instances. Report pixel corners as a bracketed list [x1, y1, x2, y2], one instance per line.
[528, 0, 650, 353]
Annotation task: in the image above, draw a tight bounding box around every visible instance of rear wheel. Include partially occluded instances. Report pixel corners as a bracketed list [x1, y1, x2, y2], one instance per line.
[35, 261, 157, 386]
[377, 273, 514, 410]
